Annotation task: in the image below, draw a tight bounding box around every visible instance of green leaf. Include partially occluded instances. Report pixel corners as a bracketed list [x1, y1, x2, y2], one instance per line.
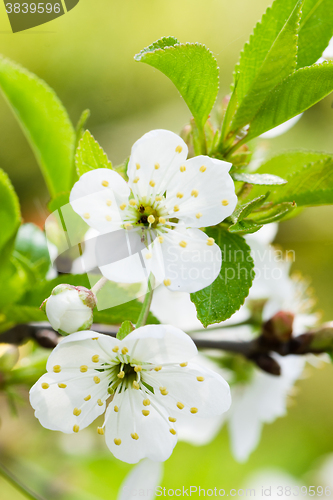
[14, 223, 50, 278]
[135, 37, 219, 130]
[47, 191, 70, 213]
[228, 220, 263, 234]
[231, 0, 302, 130]
[269, 158, 333, 206]
[233, 194, 269, 222]
[0, 56, 75, 198]
[116, 321, 135, 340]
[297, 0, 333, 68]
[190, 228, 254, 326]
[250, 202, 296, 223]
[232, 172, 287, 185]
[246, 62, 333, 141]
[76, 130, 112, 177]
[0, 168, 21, 258]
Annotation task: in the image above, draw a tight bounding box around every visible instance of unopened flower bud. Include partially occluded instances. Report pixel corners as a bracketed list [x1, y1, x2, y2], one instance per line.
[41, 284, 97, 335]
[263, 311, 294, 342]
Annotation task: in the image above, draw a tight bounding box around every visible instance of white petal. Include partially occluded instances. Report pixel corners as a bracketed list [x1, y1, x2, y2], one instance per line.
[151, 226, 222, 293]
[104, 389, 177, 463]
[70, 168, 130, 233]
[143, 362, 231, 418]
[117, 459, 163, 500]
[151, 287, 201, 331]
[245, 223, 278, 246]
[165, 156, 237, 228]
[176, 412, 225, 446]
[29, 370, 109, 433]
[260, 114, 303, 139]
[127, 130, 188, 199]
[122, 325, 198, 365]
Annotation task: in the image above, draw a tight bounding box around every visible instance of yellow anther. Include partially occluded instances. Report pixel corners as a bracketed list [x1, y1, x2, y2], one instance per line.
[73, 408, 81, 416]
[169, 417, 177, 423]
[158, 236, 164, 243]
[92, 337, 99, 340]
[197, 376, 205, 382]
[133, 177, 140, 183]
[145, 253, 152, 259]
[160, 387, 168, 396]
[131, 433, 139, 440]
[129, 199, 137, 206]
[97, 399, 103, 406]
[155, 195, 162, 201]
[120, 204, 126, 210]
[176, 192, 183, 199]
[196, 212, 203, 219]
[180, 362, 188, 367]
[106, 199, 112, 206]
[222, 199, 229, 206]
[143, 399, 150, 406]
[149, 180, 156, 187]
[191, 189, 199, 197]
[199, 166, 206, 172]
[180, 165, 186, 172]
[122, 347, 129, 355]
[154, 366, 162, 372]
[112, 346, 119, 352]
[134, 365, 142, 372]
[114, 438, 122, 446]
[159, 217, 166, 224]
[102, 180, 109, 187]
[136, 163, 141, 170]
[92, 355, 99, 363]
[97, 427, 104, 435]
[114, 406, 119, 412]
[83, 213, 90, 219]
[170, 428, 177, 435]
[207, 238, 215, 246]
[105, 215, 112, 221]
[84, 395, 91, 401]
[163, 279, 171, 287]
[148, 215, 155, 224]
[58, 383, 67, 389]
[117, 371, 125, 379]
[175, 145, 183, 153]
[133, 381, 140, 390]
[80, 365, 88, 373]
[190, 407, 198, 414]
[124, 223, 132, 230]
[142, 410, 150, 416]
[53, 365, 61, 373]
[73, 425, 80, 433]
[154, 163, 160, 170]
[177, 402, 184, 410]
[41, 383, 49, 389]
[179, 241, 187, 248]
[94, 376, 101, 384]
[173, 205, 179, 212]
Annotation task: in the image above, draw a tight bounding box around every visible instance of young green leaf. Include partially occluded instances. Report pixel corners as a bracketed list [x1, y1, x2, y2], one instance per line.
[228, 220, 263, 234]
[297, 0, 333, 69]
[14, 224, 50, 278]
[251, 202, 296, 223]
[190, 228, 254, 326]
[135, 38, 219, 130]
[76, 130, 112, 177]
[0, 56, 75, 197]
[0, 168, 21, 258]
[232, 172, 287, 185]
[246, 62, 333, 141]
[116, 321, 135, 340]
[231, 0, 302, 130]
[233, 194, 269, 222]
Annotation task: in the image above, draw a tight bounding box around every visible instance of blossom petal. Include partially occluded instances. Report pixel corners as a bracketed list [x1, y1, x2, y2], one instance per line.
[142, 361, 231, 418]
[29, 370, 109, 433]
[70, 168, 130, 233]
[121, 325, 198, 365]
[165, 156, 237, 228]
[148, 226, 222, 293]
[127, 130, 188, 199]
[104, 388, 177, 463]
[117, 459, 163, 500]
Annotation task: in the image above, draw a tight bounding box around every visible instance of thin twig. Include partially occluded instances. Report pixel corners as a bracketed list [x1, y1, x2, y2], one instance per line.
[0, 462, 47, 500]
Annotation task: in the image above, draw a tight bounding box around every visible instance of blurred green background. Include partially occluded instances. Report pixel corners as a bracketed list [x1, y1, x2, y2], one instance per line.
[0, 0, 333, 498]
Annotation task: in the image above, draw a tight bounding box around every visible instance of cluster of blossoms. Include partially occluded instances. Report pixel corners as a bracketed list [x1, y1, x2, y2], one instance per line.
[31, 129, 237, 463]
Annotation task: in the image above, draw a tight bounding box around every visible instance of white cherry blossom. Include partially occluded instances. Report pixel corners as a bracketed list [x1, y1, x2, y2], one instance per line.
[29, 325, 231, 464]
[70, 129, 237, 293]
